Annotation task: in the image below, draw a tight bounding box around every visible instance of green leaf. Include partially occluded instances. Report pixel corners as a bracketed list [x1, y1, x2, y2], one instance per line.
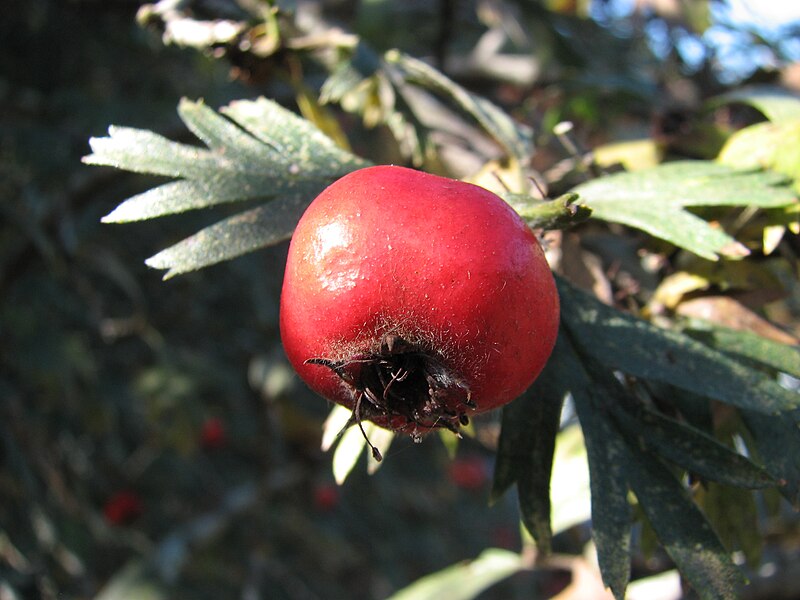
[493, 341, 567, 553]
[718, 120, 800, 191]
[699, 483, 763, 568]
[572, 161, 796, 260]
[561, 336, 632, 599]
[565, 322, 753, 600]
[94, 561, 168, 600]
[625, 444, 744, 600]
[711, 85, 800, 122]
[684, 322, 800, 378]
[221, 98, 366, 172]
[102, 178, 275, 223]
[647, 382, 714, 434]
[579, 356, 744, 598]
[385, 51, 534, 163]
[574, 395, 633, 600]
[558, 277, 800, 416]
[610, 404, 775, 489]
[740, 410, 800, 507]
[144, 195, 309, 279]
[85, 98, 369, 276]
[85, 126, 220, 178]
[178, 98, 278, 162]
[385, 548, 524, 600]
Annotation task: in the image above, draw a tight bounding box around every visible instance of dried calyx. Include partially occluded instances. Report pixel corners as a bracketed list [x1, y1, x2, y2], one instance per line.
[306, 334, 475, 461]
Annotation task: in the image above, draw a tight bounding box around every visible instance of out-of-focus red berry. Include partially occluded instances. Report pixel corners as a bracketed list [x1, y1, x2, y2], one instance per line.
[313, 483, 340, 512]
[448, 455, 490, 490]
[490, 525, 518, 550]
[200, 417, 227, 450]
[103, 490, 143, 525]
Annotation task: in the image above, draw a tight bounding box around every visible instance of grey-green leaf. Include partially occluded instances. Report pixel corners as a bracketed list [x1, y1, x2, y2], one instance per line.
[102, 178, 278, 223]
[562, 336, 632, 599]
[625, 442, 744, 600]
[573, 161, 796, 259]
[145, 196, 311, 279]
[493, 339, 568, 553]
[685, 322, 800, 378]
[221, 97, 367, 172]
[87, 97, 370, 276]
[558, 277, 800, 415]
[610, 401, 775, 489]
[84, 126, 219, 178]
[741, 410, 800, 507]
[711, 85, 800, 122]
[386, 51, 533, 163]
[178, 98, 278, 163]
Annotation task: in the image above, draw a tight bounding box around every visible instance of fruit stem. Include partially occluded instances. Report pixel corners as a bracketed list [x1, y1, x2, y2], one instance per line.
[505, 192, 592, 230]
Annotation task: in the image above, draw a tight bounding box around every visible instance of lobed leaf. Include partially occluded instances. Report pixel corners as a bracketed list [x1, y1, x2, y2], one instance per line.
[588, 199, 738, 261]
[385, 51, 534, 163]
[646, 381, 714, 434]
[624, 442, 744, 600]
[101, 177, 290, 223]
[573, 161, 796, 260]
[178, 98, 278, 164]
[86, 97, 369, 276]
[558, 277, 800, 416]
[684, 322, 800, 378]
[84, 126, 219, 178]
[740, 410, 800, 507]
[610, 403, 775, 489]
[221, 97, 367, 173]
[699, 483, 763, 568]
[492, 345, 567, 553]
[145, 195, 311, 279]
[559, 335, 632, 599]
[711, 85, 800, 122]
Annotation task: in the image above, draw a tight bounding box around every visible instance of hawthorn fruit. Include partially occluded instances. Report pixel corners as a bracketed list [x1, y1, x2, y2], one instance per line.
[280, 166, 558, 455]
[103, 490, 143, 525]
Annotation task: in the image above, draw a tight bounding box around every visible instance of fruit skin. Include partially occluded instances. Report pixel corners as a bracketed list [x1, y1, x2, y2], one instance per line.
[280, 165, 559, 437]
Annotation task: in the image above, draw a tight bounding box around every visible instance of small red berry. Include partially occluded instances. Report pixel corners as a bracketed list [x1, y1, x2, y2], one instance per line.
[448, 455, 490, 490]
[313, 483, 340, 512]
[280, 166, 559, 446]
[490, 525, 519, 550]
[103, 490, 143, 525]
[200, 417, 227, 450]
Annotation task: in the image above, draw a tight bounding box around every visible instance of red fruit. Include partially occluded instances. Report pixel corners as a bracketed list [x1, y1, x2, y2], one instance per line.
[448, 455, 490, 490]
[313, 482, 340, 512]
[200, 417, 227, 450]
[280, 166, 559, 450]
[103, 490, 143, 525]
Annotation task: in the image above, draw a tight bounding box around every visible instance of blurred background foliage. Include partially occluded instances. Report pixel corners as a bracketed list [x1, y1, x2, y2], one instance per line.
[2, 0, 799, 599]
